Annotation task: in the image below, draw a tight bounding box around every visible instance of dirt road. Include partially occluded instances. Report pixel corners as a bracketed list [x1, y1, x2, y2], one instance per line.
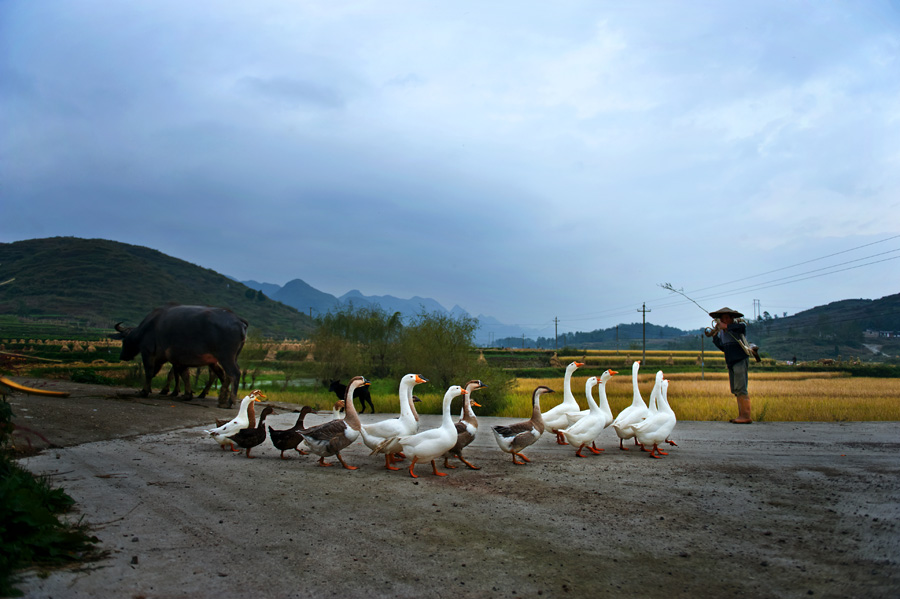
[8, 378, 900, 598]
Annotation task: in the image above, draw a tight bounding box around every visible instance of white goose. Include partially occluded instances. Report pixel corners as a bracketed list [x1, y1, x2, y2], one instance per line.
[559, 369, 616, 457]
[540, 361, 584, 444]
[380, 385, 466, 478]
[565, 367, 619, 426]
[298, 376, 369, 469]
[612, 367, 662, 450]
[204, 390, 266, 449]
[359, 373, 428, 470]
[632, 379, 677, 458]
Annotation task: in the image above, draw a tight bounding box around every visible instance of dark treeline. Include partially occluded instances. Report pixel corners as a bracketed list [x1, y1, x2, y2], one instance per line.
[310, 305, 515, 414]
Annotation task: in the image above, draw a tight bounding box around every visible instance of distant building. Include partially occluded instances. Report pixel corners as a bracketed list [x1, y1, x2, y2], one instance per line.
[863, 329, 898, 339]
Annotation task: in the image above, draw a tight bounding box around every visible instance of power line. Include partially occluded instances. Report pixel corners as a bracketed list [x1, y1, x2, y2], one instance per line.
[688, 233, 900, 295]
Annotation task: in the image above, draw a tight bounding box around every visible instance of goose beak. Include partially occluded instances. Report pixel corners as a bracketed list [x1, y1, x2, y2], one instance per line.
[415, 375, 429, 384]
[412, 396, 422, 403]
[471, 400, 482, 408]
[609, 370, 618, 375]
[575, 362, 585, 368]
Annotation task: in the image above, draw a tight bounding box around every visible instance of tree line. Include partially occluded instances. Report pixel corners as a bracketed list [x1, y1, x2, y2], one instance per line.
[309, 305, 514, 414]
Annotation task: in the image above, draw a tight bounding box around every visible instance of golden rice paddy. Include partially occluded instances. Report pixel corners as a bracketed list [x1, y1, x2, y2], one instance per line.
[504, 371, 900, 422]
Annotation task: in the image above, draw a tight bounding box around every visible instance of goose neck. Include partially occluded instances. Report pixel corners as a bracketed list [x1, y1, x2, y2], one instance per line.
[398, 380, 413, 418]
[343, 382, 364, 430]
[441, 391, 457, 428]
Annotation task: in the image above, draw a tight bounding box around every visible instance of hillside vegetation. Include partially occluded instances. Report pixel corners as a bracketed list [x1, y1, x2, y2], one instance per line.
[0, 237, 314, 339]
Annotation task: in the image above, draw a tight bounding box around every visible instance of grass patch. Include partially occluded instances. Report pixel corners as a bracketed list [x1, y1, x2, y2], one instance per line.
[0, 399, 101, 596]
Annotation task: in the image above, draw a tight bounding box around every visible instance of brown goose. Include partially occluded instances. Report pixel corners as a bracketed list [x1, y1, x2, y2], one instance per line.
[298, 376, 369, 469]
[268, 406, 314, 459]
[443, 379, 487, 470]
[228, 405, 275, 458]
[491, 386, 553, 465]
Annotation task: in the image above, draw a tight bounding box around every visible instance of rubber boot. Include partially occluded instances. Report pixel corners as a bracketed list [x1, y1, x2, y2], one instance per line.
[731, 395, 752, 424]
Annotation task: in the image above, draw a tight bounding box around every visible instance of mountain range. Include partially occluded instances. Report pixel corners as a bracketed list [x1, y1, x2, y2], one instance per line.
[240, 278, 549, 344]
[2, 237, 897, 361]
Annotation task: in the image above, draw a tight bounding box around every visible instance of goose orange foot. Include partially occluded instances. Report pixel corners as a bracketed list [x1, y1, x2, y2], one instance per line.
[459, 457, 480, 470]
[317, 457, 334, 467]
[384, 455, 400, 471]
[431, 460, 447, 477]
[336, 454, 358, 470]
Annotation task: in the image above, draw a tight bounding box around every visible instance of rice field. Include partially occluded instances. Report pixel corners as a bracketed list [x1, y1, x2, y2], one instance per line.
[503, 371, 900, 422]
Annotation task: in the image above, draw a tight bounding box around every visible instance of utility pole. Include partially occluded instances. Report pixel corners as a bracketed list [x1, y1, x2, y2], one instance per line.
[637, 303, 651, 363]
[615, 325, 619, 354]
[554, 317, 559, 351]
[522, 334, 525, 349]
[753, 299, 761, 320]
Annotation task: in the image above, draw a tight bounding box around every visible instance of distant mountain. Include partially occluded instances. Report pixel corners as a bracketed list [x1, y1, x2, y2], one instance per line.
[473, 314, 546, 344]
[272, 279, 341, 317]
[241, 279, 282, 299]
[243, 279, 462, 322]
[0, 237, 315, 338]
[339, 290, 449, 317]
[241, 278, 540, 344]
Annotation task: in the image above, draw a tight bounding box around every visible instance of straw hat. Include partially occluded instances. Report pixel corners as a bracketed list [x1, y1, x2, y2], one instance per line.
[709, 307, 744, 319]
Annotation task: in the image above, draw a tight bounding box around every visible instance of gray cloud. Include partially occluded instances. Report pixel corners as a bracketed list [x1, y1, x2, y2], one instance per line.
[2, 0, 899, 332]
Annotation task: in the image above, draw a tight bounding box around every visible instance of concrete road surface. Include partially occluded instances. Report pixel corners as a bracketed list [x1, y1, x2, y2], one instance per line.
[7, 380, 900, 598]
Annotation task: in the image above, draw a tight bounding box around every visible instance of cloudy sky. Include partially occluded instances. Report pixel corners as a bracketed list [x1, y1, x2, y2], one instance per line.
[3, 0, 900, 337]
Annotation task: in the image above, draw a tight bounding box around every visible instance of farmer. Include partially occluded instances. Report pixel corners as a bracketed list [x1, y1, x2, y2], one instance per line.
[709, 307, 752, 424]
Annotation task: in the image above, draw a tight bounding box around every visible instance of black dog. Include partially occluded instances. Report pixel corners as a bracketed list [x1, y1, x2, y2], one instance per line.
[328, 379, 375, 413]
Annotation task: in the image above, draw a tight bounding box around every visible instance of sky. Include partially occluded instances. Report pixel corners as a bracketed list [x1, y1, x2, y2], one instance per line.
[2, 0, 900, 339]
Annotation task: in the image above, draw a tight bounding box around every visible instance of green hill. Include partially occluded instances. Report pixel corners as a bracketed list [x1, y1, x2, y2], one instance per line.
[0, 237, 314, 339]
[746, 293, 900, 362]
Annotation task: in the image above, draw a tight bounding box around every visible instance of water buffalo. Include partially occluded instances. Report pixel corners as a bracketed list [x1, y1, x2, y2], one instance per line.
[111, 305, 248, 408]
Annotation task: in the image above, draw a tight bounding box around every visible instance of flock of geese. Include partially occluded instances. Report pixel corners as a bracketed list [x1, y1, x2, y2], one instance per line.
[203, 361, 677, 478]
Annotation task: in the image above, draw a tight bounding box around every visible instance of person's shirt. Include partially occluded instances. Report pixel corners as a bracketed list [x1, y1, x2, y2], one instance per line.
[712, 321, 748, 366]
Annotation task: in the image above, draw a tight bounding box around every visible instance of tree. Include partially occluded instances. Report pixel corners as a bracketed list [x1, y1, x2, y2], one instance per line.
[311, 306, 514, 414]
[395, 311, 478, 389]
[310, 305, 402, 381]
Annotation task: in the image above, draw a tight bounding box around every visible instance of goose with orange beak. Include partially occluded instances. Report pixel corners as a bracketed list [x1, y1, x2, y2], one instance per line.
[359, 373, 428, 470]
[443, 379, 487, 470]
[378, 385, 466, 478]
[298, 376, 369, 469]
[559, 369, 616, 457]
[540, 361, 584, 444]
[205, 389, 266, 450]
